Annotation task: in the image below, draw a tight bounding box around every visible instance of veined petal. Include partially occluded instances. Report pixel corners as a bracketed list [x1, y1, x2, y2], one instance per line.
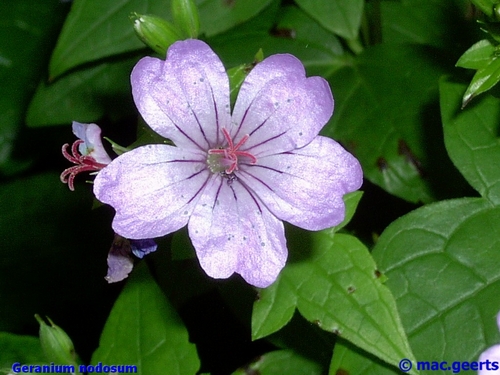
[131, 39, 231, 150]
[94, 144, 211, 239]
[188, 177, 287, 288]
[239, 136, 363, 231]
[231, 54, 333, 156]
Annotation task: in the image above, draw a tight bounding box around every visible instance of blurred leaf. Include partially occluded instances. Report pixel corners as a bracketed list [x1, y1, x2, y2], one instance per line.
[0, 0, 66, 173]
[232, 350, 322, 375]
[27, 57, 137, 127]
[460, 56, 500, 106]
[456, 39, 496, 69]
[276, 5, 344, 57]
[440, 78, 500, 204]
[252, 230, 416, 374]
[209, 6, 346, 78]
[294, 0, 363, 40]
[0, 333, 45, 369]
[324, 45, 450, 203]
[49, 0, 173, 79]
[0, 172, 114, 357]
[471, 0, 496, 17]
[197, 0, 272, 37]
[381, 0, 470, 50]
[335, 198, 500, 375]
[91, 262, 200, 375]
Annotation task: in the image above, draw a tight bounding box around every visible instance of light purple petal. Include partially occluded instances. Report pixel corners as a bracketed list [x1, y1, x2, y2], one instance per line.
[479, 344, 500, 374]
[94, 144, 210, 239]
[239, 136, 362, 231]
[71, 122, 112, 164]
[105, 235, 134, 283]
[188, 178, 287, 288]
[230, 54, 333, 157]
[131, 39, 231, 150]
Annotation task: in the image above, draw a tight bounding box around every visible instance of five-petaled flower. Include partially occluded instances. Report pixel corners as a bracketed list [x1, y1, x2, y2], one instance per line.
[61, 122, 112, 191]
[93, 39, 363, 287]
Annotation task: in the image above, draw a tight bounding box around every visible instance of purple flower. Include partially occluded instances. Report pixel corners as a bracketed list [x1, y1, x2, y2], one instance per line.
[478, 312, 500, 374]
[94, 39, 362, 287]
[61, 122, 111, 191]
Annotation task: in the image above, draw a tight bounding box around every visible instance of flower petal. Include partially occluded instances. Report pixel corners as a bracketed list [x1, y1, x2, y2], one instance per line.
[188, 177, 287, 288]
[105, 235, 134, 283]
[131, 39, 231, 150]
[94, 144, 210, 239]
[239, 136, 363, 231]
[71, 121, 112, 164]
[231, 54, 333, 156]
[479, 344, 500, 374]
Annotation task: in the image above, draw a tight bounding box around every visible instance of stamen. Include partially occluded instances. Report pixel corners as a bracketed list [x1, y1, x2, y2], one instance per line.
[207, 128, 257, 174]
[60, 140, 108, 191]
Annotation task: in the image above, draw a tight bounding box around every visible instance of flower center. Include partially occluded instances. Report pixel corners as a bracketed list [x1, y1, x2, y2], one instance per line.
[207, 128, 257, 174]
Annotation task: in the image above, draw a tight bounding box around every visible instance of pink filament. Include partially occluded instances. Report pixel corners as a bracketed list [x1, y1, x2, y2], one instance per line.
[208, 128, 257, 174]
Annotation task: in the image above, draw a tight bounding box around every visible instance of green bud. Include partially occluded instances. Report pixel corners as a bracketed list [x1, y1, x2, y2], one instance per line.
[171, 0, 200, 38]
[130, 13, 182, 55]
[35, 314, 77, 366]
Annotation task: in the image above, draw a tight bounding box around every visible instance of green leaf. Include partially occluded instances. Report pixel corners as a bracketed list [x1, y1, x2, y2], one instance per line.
[333, 191, 363, 232]
[232, 350, 323, 375]
[209, 6, 346, 78]
[27, 56, 137, 127]
[197, 0, 272, 37]
[456, 39, 496, 70]
[440, 78, 500, 204]
[91, 262, 200, 375]
[471, 0, 496, 17]
[381, 0, 470, 50]
[252, 230, 416, 374]
[324, 44, 452, 203]
[461, 56, 500, 106]
[342, 198, 500, 375]
[227, 63, 251, 108]
[294, 0, 363, 40]
[329, 339, 393, 375]
[49, 0, 173, 79]
[0, 0, 65, 173]
[275, 5, 344, 58]
[0, 333, 45, 369]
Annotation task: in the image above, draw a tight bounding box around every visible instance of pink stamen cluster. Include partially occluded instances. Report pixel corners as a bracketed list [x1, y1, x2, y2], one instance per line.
[208, 128, 257, 174]
[60, 140, 108, 191]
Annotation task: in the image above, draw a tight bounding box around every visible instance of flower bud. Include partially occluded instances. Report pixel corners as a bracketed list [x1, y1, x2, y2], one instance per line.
[171, 0, 200, 38]
[35, 314, 77, 365]
[130, 13, 182, 55]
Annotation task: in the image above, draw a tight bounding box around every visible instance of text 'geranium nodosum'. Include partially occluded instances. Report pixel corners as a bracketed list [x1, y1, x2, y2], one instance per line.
[94, 39, 363, 288]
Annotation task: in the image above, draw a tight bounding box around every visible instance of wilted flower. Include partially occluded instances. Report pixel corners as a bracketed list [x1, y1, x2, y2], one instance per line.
[94, 39, 362, 287]
[478, 312, 500, 374]
[105, 235, 157, 283]
[60, 122, 111, 191]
